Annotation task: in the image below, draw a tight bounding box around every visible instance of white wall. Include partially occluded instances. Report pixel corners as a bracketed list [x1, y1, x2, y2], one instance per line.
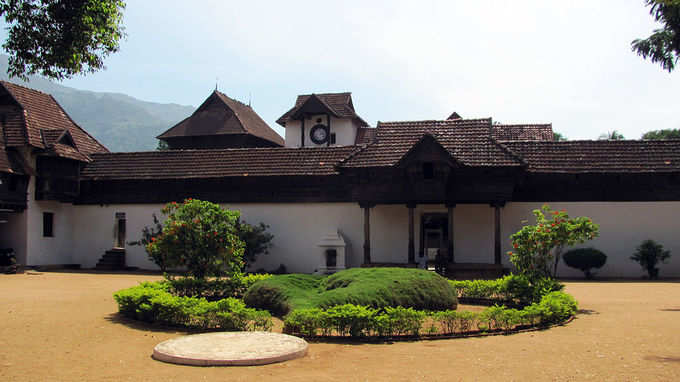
[503, 202, 680, 278]
[70, 204, 165, 269]
[24, 176, 76, 265]
[68, 202, 367, 273]
[34, 200, 680, 278]
[284, 116, 358, 147]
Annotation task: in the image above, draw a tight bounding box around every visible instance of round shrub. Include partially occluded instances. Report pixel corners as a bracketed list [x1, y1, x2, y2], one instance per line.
[244, 268, 457, 315]
[318, 268, 457, 311]
[562, 248, 607, 279]
[243, 274, 323, 316]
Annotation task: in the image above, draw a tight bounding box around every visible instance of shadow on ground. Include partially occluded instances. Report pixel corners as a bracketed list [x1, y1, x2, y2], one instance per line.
[644, 355, 680, 363]
[105, 312, 194, 334]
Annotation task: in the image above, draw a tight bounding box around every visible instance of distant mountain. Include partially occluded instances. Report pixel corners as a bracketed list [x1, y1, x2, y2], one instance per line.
[0, 55, 194, 152]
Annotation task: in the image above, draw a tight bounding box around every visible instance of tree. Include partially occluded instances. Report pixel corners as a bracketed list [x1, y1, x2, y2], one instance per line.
[508, 205, 599, 280]
[642, 128, 680, 139]
[147, 199, 244, 280]
[630, 239, 671, 279]
[236, 218, 274, 269]
[632, 0, 680, 72]
[598, 130, 625, 140]
[553, 132, 567, 141]
[127, 213, 167, 272]
[156, 140, 170, 151]
[0, 0, 126, 80]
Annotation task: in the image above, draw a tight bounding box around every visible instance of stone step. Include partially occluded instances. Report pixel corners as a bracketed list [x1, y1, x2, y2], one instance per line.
[95, 249, 126, 270]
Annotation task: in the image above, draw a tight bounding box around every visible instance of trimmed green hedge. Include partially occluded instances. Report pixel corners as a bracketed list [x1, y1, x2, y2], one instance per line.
[113, 281, 272, 331]
[282, 291, 578, 338]
[449, 274, 563, 305]
[166, 273, 273, 300]
[244, 268, 458, 315]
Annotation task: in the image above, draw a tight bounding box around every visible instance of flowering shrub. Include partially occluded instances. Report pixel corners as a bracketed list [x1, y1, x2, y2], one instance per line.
[146, 199, 244, 280]
[127, 214, 166, 271]
[508, 205, 599, 280]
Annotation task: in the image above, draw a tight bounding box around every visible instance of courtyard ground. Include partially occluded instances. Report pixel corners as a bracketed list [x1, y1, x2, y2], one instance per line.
[1, 272, 679, 381]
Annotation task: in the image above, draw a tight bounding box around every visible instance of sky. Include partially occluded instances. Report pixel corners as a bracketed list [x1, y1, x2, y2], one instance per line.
[3, 0, 679, 139]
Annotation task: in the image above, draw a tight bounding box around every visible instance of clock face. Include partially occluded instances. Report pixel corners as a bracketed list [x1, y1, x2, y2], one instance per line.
[310, 124, 328, 144]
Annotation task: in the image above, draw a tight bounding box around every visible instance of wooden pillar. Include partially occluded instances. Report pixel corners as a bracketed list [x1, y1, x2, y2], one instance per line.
[419, 213, 425, 259]
[362, 203, 373, 264]
[446, 204, 455, 263]
[492, 202, 504, 265]
[327, 113, 331, 147]
[300, 117, 305, 147]
[407, 203, 416, 263]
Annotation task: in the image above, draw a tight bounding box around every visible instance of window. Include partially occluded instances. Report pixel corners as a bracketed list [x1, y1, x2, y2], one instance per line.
[43, 212, 54, 237]
[330, 133, 336, 145]
[423, 162, 434, 180]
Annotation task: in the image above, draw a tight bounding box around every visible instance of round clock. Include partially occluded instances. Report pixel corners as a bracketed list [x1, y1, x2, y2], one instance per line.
[310, 124, 328, 144]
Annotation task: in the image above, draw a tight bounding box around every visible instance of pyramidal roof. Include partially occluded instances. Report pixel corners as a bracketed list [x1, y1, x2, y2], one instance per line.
[276, 92, 368, 127]
[158, 90, 284, 146]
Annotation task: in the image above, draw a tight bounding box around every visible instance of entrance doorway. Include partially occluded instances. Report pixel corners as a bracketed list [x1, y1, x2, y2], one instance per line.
[420, 213, 448, 270]
[114, 212, 126, 249]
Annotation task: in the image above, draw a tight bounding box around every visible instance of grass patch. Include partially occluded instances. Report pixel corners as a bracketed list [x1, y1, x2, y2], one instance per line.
[243, 268, 457, 316]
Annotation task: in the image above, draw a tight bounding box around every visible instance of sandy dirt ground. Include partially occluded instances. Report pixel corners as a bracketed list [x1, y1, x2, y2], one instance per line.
[1, 272, 679, 382]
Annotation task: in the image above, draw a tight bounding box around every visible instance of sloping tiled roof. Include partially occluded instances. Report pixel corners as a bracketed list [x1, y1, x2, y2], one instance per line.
[493, 124, 553, 141]
[157, 91, 283, 146]
[276, 92, 369, 127]
[503, 140, 680, 173]
[0, 81, 108, 160]
[340, 119, 523, 168]
[355, 127, 377, 145]
[1, 110, 27, 147]
[81, 146, 361, 180]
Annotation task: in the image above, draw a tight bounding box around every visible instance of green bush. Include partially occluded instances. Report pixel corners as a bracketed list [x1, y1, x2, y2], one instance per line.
[375, 306, 427, 336]
[244, 274, 323, 315]
[631, 239, 672, 279]
[449, 274, 561, 305]
[529, 291, 578, 324]
[113, 282, 272, 331]
[245, 268, 457, 315]
[318, 268, 457, 311]
[562, 248, 607, 279]
[282, 291, 577, 339]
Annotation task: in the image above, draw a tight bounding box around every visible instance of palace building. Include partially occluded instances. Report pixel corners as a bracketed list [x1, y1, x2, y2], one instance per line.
[1, 81, 679, 277]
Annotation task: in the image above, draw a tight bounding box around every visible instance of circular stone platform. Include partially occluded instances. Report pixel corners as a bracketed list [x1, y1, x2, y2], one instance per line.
[152, 331, 308, 366]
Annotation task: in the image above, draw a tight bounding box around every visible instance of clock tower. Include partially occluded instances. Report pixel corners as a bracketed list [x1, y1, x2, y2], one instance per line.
[276, 92, 369, 148]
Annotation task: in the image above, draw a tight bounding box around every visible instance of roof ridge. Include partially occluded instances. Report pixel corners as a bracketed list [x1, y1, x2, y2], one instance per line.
[491, 137, 527, 167]
[92, 145, 360, 156]
[494, 123, 552, 127]
[0, 80, 52, 97]
[378, 118, 493, 126]
[48, 94, 109, 154]
[297, 91, 352, 97]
